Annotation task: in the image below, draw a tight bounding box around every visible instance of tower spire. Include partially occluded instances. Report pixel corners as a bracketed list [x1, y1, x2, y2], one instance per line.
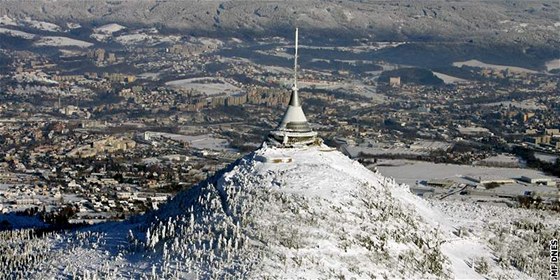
[293, 27, 298, 91]
[289, 28, 300, 107]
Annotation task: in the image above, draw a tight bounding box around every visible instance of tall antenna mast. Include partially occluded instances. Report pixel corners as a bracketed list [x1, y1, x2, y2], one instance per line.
[293, 28, 298, 91]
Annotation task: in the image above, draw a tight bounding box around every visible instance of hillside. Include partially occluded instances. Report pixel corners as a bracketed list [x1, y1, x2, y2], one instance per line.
[0, 144, 557, 279]
[0, 0, 558, 48]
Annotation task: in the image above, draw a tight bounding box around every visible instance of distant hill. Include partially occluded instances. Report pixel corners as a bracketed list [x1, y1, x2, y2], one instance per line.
[0, 0, 558, 49]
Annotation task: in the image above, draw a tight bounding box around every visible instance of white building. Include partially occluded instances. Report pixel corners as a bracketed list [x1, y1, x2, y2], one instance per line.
[268, 28, 318, 147]
[519, 176, 556, 186]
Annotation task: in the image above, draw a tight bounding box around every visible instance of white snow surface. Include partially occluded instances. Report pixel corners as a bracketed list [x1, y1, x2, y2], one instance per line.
[0, 27, 36, 39]
[165, 77, 240, 96]
[115, 33, 181, 46]
[0, 145, 556, 279]
[34, 36, 93, 48]
[93, 23, 126, 34]
[545, 59, 560, 71]
[0, 15, 17, 26]
[20, 18, 61, 32]
[453, 59, 538, 73]
[432, 72, 468, 84]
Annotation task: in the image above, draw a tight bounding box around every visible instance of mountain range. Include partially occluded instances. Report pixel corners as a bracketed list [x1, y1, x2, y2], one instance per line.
[0, 0, 558, 48]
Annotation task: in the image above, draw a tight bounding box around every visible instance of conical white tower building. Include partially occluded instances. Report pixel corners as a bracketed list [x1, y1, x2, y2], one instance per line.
[268, 28, 318, 147]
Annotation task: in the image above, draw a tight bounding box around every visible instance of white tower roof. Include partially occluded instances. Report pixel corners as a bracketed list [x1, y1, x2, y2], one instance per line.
[277, 85, 310, 132]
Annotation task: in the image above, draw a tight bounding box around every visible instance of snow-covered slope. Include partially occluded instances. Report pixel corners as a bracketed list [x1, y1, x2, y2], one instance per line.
[0, 145, 555, 279]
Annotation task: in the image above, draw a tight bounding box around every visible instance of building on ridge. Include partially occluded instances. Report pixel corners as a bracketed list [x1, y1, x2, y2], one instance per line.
[267, 28, 319, 147]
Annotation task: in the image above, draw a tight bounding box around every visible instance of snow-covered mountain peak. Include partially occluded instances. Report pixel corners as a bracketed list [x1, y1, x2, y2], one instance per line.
[149, 144, 455, 279]
[1, 145, 554, 279]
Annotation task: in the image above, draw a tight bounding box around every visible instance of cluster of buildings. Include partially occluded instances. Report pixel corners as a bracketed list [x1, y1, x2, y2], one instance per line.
[524, 128, 560, 151]
[67, 136, 136, 158]
[86, 48, 118, 65]
[0, 118, 237, 225]
[167, 42, 219, 56]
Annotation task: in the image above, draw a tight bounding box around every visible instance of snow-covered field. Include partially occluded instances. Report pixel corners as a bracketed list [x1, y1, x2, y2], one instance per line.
[453, 59, 538, 73]
[0, 20, 91, 47]
[21, 18, 61, 32]
[1, 145, 556, 279]
[158, 132, 233, 152]
[545, 59, 560, 71]
[93, 23, 126, 34]
[432, 71, 468, 84]
[165, 77, 240, 96]
[0, 16, 61, 32]
[476, 153, 522, 166]
[0, 15, 17, 26]
[535, 152, 559, 164]
[34, 36, 93, 48]
[66, 22, 81, 30]
[377, 159, 558, 187]
[0, 27, 36, 39]
[115, 33, 181, 46]
[188, 37, 223, 48]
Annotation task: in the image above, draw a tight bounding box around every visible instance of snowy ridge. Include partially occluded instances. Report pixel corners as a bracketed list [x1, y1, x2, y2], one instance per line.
[0, 145, 554, 279]
[133, 144, 454, 278]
